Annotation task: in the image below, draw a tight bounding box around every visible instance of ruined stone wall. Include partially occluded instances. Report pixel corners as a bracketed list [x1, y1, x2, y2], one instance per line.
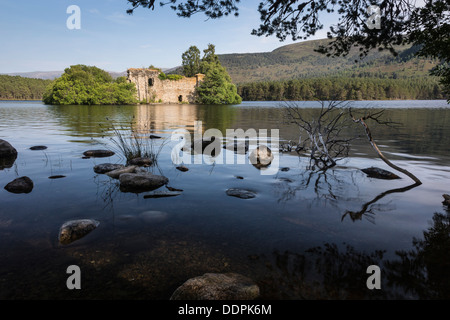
[127, 68, 204, 103]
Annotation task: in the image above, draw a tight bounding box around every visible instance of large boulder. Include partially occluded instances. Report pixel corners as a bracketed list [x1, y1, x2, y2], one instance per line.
[58, 219, 100, 245]
[170, 273, 260, 300]
[0, 139, 18, 170]
[119, 172, 168, 193]
[4, 176, 33, 194]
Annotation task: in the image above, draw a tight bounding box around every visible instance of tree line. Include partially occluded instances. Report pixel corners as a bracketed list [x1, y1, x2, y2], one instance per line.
[0, 75, 52, 100]
[237, 77, 445, 101]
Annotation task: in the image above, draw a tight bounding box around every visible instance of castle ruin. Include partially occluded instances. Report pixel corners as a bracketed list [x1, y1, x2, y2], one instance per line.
[127, 68, 205, 104]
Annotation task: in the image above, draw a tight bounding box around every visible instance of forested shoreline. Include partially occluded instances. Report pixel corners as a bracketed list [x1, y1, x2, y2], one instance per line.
[237, 76, 444, 101]
[1, 73, 445, 103]
[0, 75, 53, 100]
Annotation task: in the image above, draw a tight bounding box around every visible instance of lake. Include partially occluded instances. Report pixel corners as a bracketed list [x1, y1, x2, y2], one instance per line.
[0, 99, 449, 300]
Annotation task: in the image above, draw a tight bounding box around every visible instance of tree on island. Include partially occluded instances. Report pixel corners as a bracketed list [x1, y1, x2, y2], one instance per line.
[181, 44, 242, 104]
[126, 0, 449, 102]
[43, 65, 138, 105]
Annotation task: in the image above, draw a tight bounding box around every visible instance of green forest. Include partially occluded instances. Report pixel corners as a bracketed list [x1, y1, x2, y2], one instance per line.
[0, 75, 52, 100]
[237, 76, 444, 101]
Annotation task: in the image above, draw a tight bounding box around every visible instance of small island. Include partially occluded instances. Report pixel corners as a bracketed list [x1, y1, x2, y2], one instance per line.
[42, 44, 242, 106]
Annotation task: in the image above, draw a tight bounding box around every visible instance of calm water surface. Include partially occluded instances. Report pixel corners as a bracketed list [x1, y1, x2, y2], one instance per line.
[0, 100, 449, 299]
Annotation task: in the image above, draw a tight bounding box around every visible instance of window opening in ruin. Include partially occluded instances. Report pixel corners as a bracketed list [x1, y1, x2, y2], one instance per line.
[148, 78, 154, 87]
[178, 95, 183, 102]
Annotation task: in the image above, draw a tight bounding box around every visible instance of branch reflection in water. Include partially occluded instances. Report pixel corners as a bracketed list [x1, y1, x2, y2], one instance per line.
[273, 162, 423, 224]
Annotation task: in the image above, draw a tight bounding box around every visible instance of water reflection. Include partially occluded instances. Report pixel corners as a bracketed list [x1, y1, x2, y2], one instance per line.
[47, 104, 238, 139]
[253, 210, 450, 299]
[342, 181, 422, 222]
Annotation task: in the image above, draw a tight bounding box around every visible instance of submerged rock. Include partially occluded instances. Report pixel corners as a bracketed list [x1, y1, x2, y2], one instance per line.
[93, 163, 125, 174]
[58, 219, 100, 245]
[249, 145, 274, 169]
[170, 273, 260, 300]
[48, 175, 66, 179]
[4, 176, 33, 194]
[140, 210, 169, 223]
[29, 145, 47, 150]
[361, 167, 401, 180]
[83, 149, 115, 158]
[105, 165, 137, 179]
[143, 191, 182, 198]
[226, 188, 256, 199]
[0, 139, 17, 170]
[119, 172, 168, 193]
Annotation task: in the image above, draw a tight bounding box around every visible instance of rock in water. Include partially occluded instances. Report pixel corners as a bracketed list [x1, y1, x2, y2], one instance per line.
[226, 188, 256, 199]
[58, 219, 100, 245]
[83, 150, 115, 158]
[119, 172, 168, 193]
[29, 145, 47, 150]
[105, 165, 137, 179]
[0, 139, 18, 170]
[361, 167, 401, 180]
[4, 176, 33, 194]
[176, 165, 189, 172]
[128, 157, 153, 166]
[93, 163, 125, 174]
[170, 273, 260, 300]
[0, 139, 17, 158]
[249, 145, 274, 168]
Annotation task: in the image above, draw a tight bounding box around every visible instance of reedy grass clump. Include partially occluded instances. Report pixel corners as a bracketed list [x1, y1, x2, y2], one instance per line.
[104, 117, 166, 166]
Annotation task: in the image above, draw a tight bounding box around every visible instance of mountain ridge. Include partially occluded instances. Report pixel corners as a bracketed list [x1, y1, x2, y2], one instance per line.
[2, 38, 439, 85]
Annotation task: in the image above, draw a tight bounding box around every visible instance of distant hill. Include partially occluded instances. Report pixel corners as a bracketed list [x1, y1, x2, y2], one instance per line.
[3, 71, 63, 80]
[217, 38, 438, 84]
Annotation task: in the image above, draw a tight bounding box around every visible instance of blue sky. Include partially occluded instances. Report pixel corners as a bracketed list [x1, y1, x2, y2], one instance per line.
[0, 0, 334, 73]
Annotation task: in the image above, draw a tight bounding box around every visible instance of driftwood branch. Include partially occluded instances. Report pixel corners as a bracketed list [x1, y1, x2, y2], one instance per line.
[350, 108, 422, 185]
